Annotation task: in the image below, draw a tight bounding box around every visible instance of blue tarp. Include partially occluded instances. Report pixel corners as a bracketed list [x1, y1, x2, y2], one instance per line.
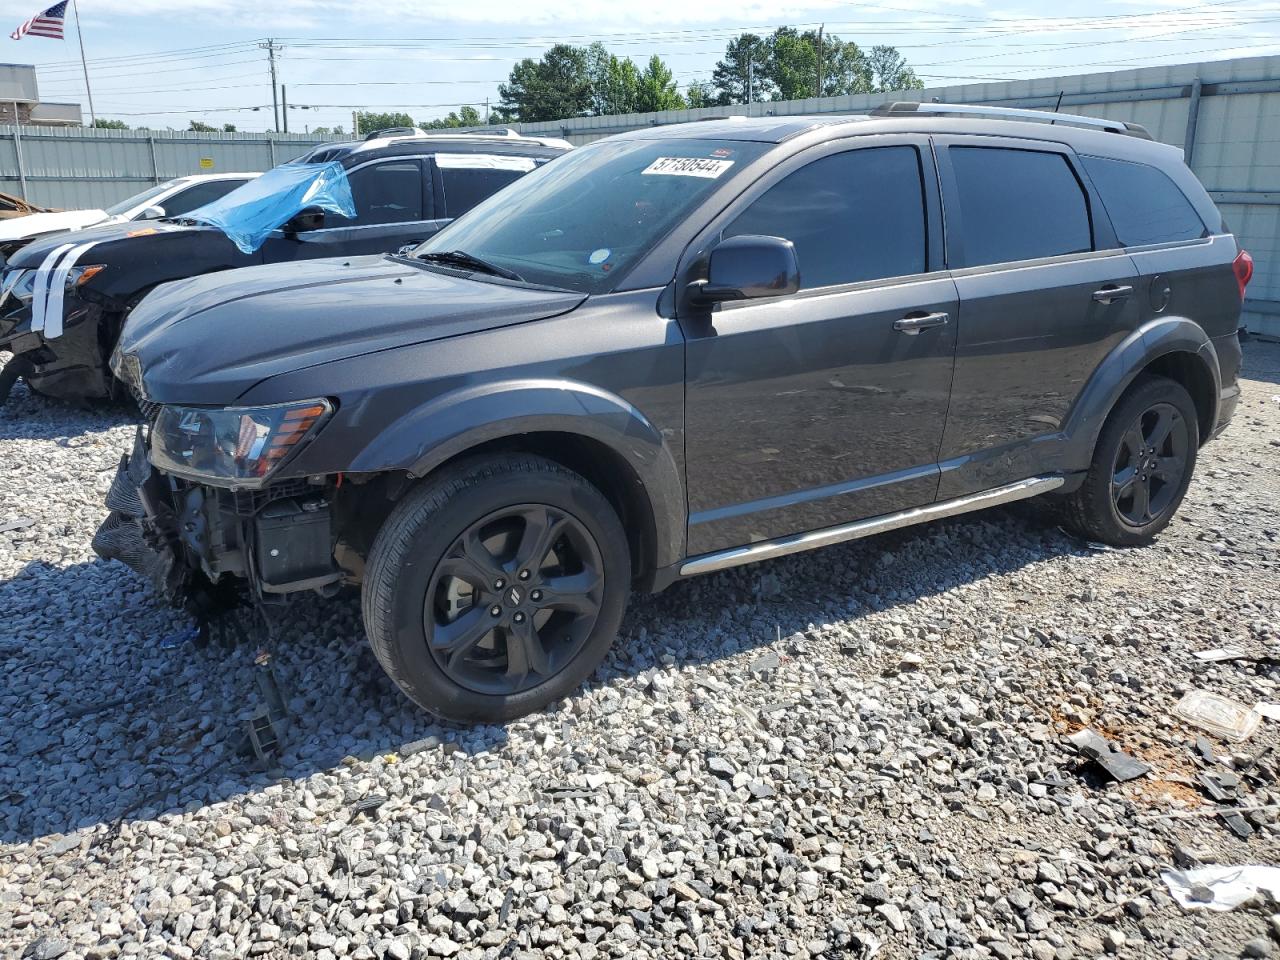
[186, 161, 357, 255]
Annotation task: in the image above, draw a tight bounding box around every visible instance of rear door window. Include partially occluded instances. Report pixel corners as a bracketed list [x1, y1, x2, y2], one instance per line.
[723, 145, 928, 290]
[948, 146, 1092, 267]
[1081, 155, 1207, 246]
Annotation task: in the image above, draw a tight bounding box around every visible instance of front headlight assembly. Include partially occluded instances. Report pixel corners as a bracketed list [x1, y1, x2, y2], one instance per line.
[149, 399, 333, 488]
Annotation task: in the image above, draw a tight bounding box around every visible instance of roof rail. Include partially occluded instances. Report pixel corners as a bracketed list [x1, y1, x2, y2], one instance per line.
[870, 101, 1153, 140]
[364, 126, 417, 140]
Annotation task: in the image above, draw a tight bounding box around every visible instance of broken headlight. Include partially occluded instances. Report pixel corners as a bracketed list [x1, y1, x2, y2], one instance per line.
[149, 399, 332, 488]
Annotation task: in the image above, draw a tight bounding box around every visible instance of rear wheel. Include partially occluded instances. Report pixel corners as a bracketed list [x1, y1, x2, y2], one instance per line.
[1060, 375, 1199, 546]
[362, 455, 630, 723]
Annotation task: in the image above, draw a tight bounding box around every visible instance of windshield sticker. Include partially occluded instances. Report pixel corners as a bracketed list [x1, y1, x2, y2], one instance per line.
[588, 248, 611, 265]
[642, 157, 735, 179]
[710, 147, 734, 158]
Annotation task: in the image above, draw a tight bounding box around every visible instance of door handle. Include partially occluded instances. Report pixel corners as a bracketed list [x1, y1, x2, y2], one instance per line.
[893, 311, 950, 335]
[1092, 285, 1133, 304]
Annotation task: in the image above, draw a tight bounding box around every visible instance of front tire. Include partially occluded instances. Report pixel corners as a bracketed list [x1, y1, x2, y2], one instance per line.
[362, 455, 630, 724]
[1060, 375, 1199, 546]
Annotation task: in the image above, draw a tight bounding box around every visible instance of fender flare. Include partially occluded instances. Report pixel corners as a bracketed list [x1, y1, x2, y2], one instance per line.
[346, 378, 687, 568]
[1059, 316, 1220, 469]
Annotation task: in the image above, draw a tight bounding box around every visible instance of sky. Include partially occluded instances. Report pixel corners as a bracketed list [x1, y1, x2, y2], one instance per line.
[1, 0, 1277, 133]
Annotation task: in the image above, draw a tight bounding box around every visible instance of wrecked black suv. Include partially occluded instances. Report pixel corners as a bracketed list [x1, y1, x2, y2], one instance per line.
[97, 103, 1249, 724]
[0, 129, 568, 404]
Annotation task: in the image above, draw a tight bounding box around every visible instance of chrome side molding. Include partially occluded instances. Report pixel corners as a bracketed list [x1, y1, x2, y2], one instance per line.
[679, 475, 1065, 577]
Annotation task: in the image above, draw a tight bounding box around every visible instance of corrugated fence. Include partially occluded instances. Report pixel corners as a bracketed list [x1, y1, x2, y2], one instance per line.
[0, 127, 327, 210]
[0, 55, 1277, 335]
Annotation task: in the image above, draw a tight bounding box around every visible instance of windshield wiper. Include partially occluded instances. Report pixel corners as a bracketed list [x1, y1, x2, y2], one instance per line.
[415, 249, 524, 282]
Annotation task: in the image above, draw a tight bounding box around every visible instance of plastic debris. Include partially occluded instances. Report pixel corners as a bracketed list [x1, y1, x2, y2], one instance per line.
[1255, 702, 1280, 722]
[1067, 728, 1150, 782]
[1193, 647, 1248, 662]
[1173, 691, 1261, 742]
[159, 625, 200, 650]
[187, 161, 356, 254]
[1162, 865, 1280, 911]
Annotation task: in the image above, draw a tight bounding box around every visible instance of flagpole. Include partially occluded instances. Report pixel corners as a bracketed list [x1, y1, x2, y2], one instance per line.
[70, 0, 95, 125]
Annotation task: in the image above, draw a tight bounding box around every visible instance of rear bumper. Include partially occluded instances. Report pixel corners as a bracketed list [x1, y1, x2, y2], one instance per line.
[1209, 330, 1245, 440]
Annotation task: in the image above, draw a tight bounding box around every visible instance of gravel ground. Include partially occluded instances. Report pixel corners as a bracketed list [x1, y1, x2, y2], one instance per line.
[1, 343, 1279, 960]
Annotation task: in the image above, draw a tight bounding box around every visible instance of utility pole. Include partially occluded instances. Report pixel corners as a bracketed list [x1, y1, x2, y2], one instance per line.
[352, 110, 359, 137]
[746, 54, 753, 105]
[281, 85, 288, 133]
[259, 39, 281, 132]
[816, 24, 825, 99]
[484, 97, 490, 125]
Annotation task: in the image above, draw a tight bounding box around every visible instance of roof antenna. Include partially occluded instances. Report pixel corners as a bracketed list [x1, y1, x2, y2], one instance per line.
[1050, 90, 1065, 124]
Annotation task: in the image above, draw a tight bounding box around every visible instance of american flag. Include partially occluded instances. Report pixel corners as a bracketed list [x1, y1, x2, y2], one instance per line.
[10, 2, 67, 40]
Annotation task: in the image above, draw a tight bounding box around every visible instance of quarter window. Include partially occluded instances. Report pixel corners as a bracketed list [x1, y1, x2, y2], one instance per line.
[949, 147, 1092, 267]
[1082, 155, 1207, 247]
[724, 146, 927, 289]
[338, 160, 424, 225]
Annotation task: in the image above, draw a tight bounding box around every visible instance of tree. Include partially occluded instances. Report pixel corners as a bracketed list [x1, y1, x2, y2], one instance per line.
[91, 117, 128, 129]
[498, 44, 592, 122]
[422, 105, 484, 129]
[586, 42, 640, 116]
[711, 33, 772, 105]
[311, 125, 345, 137]
[817, 35, 875, 97]
[767, 27, 819, 101]
[635, 55, 685, 113]
[355, 111, 417, 135]
[188, 120, 217, 132]
[867, 45, 924, 93]
[221, 123, 237, 133]
[685, 81, 716, 109]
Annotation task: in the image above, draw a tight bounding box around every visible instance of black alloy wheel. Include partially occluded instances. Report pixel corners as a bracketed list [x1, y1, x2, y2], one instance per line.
[363, 454, 630, 723]
[1059, 374, 1200, 547]
[1110, 401, 1191, 528]
[425, 503, 604, 695]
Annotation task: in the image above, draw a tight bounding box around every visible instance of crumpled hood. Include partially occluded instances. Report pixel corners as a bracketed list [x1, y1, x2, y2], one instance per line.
[0, 209, 114, 244]
[118, 254, 588, 405]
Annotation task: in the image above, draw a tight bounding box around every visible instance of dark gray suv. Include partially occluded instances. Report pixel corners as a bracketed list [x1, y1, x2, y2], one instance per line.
[97, 103, 1251, 723]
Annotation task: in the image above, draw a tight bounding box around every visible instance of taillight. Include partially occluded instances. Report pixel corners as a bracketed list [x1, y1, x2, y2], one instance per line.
[1233, 249, 1254, 302]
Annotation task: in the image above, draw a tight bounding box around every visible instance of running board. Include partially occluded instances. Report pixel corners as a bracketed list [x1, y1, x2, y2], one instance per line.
[679, 475, 1064, 577]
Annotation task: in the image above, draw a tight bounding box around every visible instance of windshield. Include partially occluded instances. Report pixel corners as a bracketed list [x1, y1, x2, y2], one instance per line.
[104, 181, 180, 217]
[413, 137, 768, 293]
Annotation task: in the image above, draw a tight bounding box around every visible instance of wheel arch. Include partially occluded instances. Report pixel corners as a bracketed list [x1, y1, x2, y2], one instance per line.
[1061, 317, 1220, 470]
[346, 378, 686, 579]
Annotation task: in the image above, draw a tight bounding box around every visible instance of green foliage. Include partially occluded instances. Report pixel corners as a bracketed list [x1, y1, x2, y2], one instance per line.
[635, 55, 685, 113]
[354, 111, 417, 136]
[685, 81, 717, 110]
[422, 105, 484, 129]
[586, 42, 640, 116]
[711, 33, 771, 105]
[221, 123, 237, 133]
[310, 125, 345, 138]
[867, 45, 924, 93]
[708, 29, 919, 104]
[91, 117, 128, 129]
[498, 44, 593, 123]
[188, 120, 217, 132]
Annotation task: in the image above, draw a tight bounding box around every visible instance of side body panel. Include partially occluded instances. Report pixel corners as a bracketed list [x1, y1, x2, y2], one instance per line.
[239, 289, 689, 568]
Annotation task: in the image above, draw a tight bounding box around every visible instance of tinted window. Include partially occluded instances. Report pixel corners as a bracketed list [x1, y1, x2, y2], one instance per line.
[336, 160, 424, 225]
[1082, 155, 1206, 247]
[949, 147, 1091, 266]
[441, 167, 526, 218]
[724, 146, 926, 289]
[162, 179, 248, 217]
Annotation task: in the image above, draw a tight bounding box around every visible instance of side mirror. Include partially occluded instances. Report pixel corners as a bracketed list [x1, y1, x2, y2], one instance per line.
[283, 206, 325, 234]
[138, 205, 166, 220]
[691, 235, 800, 304]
